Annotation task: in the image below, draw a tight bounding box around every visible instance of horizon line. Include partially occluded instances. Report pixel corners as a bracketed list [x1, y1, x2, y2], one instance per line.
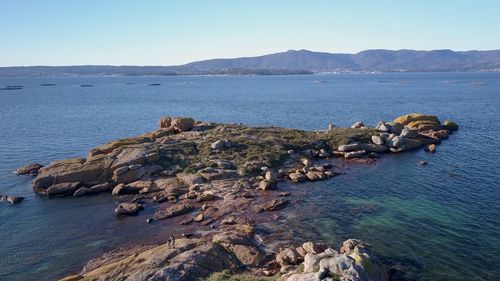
[1, 48, 499, 68]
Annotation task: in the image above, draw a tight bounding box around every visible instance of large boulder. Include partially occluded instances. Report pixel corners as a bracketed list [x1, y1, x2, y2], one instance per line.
[339, 143, 387, 153]
[283, 239, 385, 281]
[172, 117, 195, 132]
[158, 116, 172, 128]
[302, 242, 329, 255]
[88, 136, 153, 157]
[112, 165, 146, 184]
[276, 248, 300, 267]
[47, 182, 82, 196]
[115, 203, 143, 216]
[388, 122, 404, 135]
[229, 244, 265, 266]
[257, 179, 275, 190]
[393, 113, 441, 131]
[351, 122, 365, 129]
[371, 136, 383, 145]
[110, 143, 159, 172]
[400, 128, 419, 139]
[33, 157, 112, 193]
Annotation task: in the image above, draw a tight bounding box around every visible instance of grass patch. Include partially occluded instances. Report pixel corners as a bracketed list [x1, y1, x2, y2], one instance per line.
[203, 271, 277, 281]
[159, 124, 377, 177]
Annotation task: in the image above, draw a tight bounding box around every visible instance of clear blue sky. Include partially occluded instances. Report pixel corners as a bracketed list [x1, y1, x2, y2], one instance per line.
[0, 0, 499, 66]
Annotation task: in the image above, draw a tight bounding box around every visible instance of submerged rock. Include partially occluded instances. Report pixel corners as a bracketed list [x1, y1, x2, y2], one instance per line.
[253, 199, 289, 213]
[425, 144, 437, 153]
[154, 203, 195, 220]
[0, 195, 24, 205]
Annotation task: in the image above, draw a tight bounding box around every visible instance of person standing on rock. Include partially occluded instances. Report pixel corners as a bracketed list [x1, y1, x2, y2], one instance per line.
[168, 235, 176, 249]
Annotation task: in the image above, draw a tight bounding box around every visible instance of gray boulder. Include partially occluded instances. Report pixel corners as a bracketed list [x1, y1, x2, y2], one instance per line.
[210, 139, 233, 150]
[73, 187, 91, 197]
[344, 150, 367, 159]
[390, 136, 407, 148]
[351, 122, 365, 129]
[389, 122, 404, 135]
[400, 128, 419, 139]
[371, 135, 384, 145]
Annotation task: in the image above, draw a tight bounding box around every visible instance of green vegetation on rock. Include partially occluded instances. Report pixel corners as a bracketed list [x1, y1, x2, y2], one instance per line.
[203, 271, 277, 281]
[190, 125, 377, 176]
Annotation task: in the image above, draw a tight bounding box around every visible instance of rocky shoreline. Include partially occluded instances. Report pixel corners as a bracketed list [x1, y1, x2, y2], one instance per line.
[16, 113, 456, 281]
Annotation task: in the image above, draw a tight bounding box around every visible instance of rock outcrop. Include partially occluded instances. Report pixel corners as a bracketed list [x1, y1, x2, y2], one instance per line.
[336, 113, 455, 158]
[20, 114, 455, 201]
[281, 239, 386, 281]
[59, 232, 385, 281]
[18, 114, 455, 281]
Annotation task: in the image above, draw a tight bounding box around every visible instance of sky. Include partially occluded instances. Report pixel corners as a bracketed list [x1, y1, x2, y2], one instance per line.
[0, 0, 499, 66]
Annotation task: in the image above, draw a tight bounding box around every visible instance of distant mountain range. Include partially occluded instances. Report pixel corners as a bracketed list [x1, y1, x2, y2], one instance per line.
[1, 49, 500, 77]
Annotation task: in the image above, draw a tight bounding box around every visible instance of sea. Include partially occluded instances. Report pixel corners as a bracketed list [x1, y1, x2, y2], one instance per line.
[0, 73, 499, 280]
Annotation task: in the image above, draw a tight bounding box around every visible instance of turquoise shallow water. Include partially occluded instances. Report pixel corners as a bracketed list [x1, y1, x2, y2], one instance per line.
[0, 73, 499, 280]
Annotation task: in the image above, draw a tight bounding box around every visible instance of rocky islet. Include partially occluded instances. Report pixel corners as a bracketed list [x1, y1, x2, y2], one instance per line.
[15, 113, 456, 280]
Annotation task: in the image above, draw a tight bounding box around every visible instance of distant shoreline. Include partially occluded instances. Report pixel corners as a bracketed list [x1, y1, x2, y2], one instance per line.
[0, 69, 499, 78]
[1, 49, 499, 77]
